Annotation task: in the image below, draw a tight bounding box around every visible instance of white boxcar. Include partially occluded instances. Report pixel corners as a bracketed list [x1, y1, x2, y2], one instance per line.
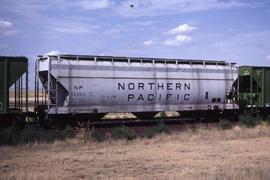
[36, 54, 239, 117]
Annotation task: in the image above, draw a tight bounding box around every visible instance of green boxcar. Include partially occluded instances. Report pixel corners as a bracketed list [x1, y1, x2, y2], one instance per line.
[0, 56, 28, 114]
[239, 66, 270, 109]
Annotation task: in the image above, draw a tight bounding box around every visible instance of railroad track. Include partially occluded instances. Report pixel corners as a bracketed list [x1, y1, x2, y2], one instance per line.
[1, 115, 222, 130]
[86, 117, 220, 128]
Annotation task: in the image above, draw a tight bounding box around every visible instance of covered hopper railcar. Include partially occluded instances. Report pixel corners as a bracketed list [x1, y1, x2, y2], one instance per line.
[239, 66, 270, 118]
[35, 54, 239, 124]
[0, 56, 29, 126]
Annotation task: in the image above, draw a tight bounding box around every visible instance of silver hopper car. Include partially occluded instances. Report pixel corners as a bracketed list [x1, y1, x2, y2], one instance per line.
[35, 54, 239, 123]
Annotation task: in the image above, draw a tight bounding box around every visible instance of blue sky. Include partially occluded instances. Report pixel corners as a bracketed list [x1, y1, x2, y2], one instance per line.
[0, 0, 270, 81]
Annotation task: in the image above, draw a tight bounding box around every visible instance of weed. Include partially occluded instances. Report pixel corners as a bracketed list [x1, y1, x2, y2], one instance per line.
[0, 125, 75, 146]
[143, 121, 169, 138]
[85, 128, 104, 142]
[219, 119, 233, 130]
[75, 123, 105, 143]
[61, 125, 74, 138]
[239, 115, 260, 128]
[264, 115, 270, 124]
[0, 126, 19, 145]
[111, 126, 136, 140]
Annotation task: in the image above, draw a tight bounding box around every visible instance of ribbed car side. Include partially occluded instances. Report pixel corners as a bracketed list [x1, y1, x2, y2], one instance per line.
[35, 54, 239, 123]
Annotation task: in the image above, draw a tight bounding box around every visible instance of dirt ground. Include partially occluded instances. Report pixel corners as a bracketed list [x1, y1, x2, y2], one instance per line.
[1, 125, 270, 179]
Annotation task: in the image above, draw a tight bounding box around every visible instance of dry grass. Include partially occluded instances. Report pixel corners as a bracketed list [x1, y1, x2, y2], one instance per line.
[2, 166, 270, 180]
[1, 123, 270, 179]
[162, 122, 270, 143]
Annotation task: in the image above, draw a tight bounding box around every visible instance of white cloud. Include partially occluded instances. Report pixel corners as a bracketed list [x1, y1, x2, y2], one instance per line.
[131, 21, 154, 27]
[143, 40, 154, 46]
[266, 54, 270, 60]
[79, 0, 111, 10]
[115, 0, 254, 17]
[164, 23, 195, 46]
[176, 35, 192, 42]
[51, 22, 98, 34]
[0, 19, 17, 36]
[0, 0, 258, 18]
[0, 20, 13, 28]
[104, 27, 122, 35]
[45, 50, 61, 55]
[103, 22, 156, 36]
[2, 30, 17, 36]
[164, 35, 192, 46]
[53, 26, 90, 34]
[166, 24, 196, 34]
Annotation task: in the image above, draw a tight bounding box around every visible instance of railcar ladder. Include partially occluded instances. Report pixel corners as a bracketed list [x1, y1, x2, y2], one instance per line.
[48, 78, 58, 113]
[47, 57, 58, 114]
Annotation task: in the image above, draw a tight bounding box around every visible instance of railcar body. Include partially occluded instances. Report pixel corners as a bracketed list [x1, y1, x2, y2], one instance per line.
[239, 66, 270, 117]
[35, 54, 238, 121]
[0, 56, 28, 126]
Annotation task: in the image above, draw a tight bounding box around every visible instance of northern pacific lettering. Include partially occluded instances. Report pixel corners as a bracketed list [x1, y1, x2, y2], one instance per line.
[118, 82, 191, 102]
